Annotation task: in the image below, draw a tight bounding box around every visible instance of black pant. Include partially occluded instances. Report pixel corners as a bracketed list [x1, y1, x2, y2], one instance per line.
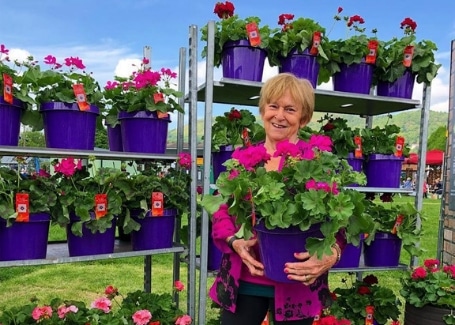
[220, 294, 314, 325]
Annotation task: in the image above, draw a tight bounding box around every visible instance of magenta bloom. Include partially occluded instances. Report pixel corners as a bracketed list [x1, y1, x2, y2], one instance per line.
[132, 309, 152, 325]
[411, 266, 427, 279]
[309, 134, 333, 152]
[54, 157, 79, 177]
[90, 297, 112, 313]
[44, 55, 57, 65]
[274, 140, 301, 158]
[178, 153, 192, 169]
[228, 169, 240, 180]
[32, 306, 53, 321]
[0, 44, 9, 54]
[232, 146, 271, 171]
[105, 81, 119, 90]
[174, 280, 185, 291]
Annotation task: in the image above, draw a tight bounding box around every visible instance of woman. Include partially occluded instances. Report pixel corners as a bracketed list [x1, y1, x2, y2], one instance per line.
[209, 73, 346, 324]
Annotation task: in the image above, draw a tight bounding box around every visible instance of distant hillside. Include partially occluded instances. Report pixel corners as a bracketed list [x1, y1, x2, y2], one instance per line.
[168, 110, 448, 151]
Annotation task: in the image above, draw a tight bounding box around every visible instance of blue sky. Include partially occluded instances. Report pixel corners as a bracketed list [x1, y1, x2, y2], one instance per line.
[2, 0, 454, 124]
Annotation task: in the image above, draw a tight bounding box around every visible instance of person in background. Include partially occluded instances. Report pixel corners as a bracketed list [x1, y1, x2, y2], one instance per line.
[209, 73, 345, 325]
[433, 178, 443, 195]
[402, 177, 413, 189]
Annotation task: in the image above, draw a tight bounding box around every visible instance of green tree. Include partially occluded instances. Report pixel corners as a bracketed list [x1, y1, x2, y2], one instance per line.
[18, 131, 45, 147]
[427, 126, 447, 151]
[95, 127, 108, 149]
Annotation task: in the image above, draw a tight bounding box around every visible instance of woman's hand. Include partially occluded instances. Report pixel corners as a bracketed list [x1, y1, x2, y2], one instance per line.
[283, 248, 338, 285]
[230, 237, 265, 276]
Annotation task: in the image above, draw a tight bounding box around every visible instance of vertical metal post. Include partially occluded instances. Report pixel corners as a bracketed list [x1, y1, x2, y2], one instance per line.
[144, 255, 152, 292]
[187, 24, 199, 321]
[198, 20, 216, 325]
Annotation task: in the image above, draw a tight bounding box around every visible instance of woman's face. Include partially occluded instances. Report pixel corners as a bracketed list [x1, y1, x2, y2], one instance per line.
[261, 90, 304, 144]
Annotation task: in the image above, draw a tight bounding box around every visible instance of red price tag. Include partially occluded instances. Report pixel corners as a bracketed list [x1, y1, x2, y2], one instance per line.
[94, 194, 108, 219]
[246, 22, 261, 47]
[72, 84, 89, 111]
[153, 92, 164, 103]
[16, 193, 30, 222]
[403, 45, 414, 67]
[394, 136, 405, 157]
[391, 214, 404, 234]
[242, 127, 251, 147]
[365, 40, 378, 64]
[365, 306, 375, 325]
[151, 192, 164, 216]
[309, 32, 321, 55]
[3, 73, 13, 104]
[354, 136, 363, 158]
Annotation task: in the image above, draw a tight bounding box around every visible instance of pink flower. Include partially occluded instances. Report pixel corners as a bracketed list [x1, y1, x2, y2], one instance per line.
[43, 55, 57, 65]
[37, 169, 51, 178]
[57, 304, 78, 319]
[90, 297, 112, 313]
[132, 309, 152, 325]
[32, 306, 53, 321]
[309, 134, 333, 152]
[174, 280, 185, 292]
[178, 153, 192, 169]
[105, 81, 119, 90]
[54, 157, 79, 177]
[443, 265, 455, 278]
[228, 169, 240, 180]
[274, 140, 302, 158]
[0, 44, 9, 54]
[104, 285, 118, 298]
[232, 146, 271, 171]
[411, 266, 427, 279]
[175, 314, 192, 325]
[197, 186, 203, 195]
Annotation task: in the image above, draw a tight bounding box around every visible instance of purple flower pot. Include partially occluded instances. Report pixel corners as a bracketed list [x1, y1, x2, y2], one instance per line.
[333, 236, 363, 269]
[212, 145, 234, 180]
[278, 48, 319, 88]
[208, 234, 223, 271]
[333, 62, 374, 94]
[363, 232, 402, 267]
[66, 212, 116, 257]
[0, 96, 23, 146]
[107, 123, 123, 151]
[131, 209, 176, 250]
[222, 40, 266, 82]
[118, 111, 170, 154]
[40, 102, 99, 150]
[346, 152, 363, 187]
[255, 222, 323, 283]
[377, 70, 416, 99]
[0, 212, 50, 261]
[364, 154, 404, 188]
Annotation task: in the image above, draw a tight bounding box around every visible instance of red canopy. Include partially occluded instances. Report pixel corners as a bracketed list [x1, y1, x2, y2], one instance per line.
[404, 149, 444, 165]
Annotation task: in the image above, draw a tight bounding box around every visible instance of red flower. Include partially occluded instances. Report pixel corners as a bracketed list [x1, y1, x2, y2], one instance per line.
[337, 7, 343, 14]
[379, 192, 393, 202]
[104, 285, 118, 297]
[400, 17, 417, 33]
[424, 258, 439, 269]
[227, 108, 242, 120]
[278, 13, 294, 25]
[362, 274, 378, 285]
[213, 1, 235, 19]
[322, 122, 335, 131]
[357, 285, 371, 295]
[347, 15, 365, 27]
[411, 266, 427, 279]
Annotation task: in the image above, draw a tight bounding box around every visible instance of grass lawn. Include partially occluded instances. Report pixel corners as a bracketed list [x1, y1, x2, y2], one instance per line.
[0, 195, 442, 323]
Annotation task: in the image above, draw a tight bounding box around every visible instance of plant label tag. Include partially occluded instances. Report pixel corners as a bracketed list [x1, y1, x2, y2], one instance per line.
[365, 40, 378, 64]
[365, 305, 375, 325]
[151, 192, 164, 216]
[394, 136, 405, 157]
[261, 312, 270, 325]
[309, 32, 321, 55]
[157, 111, 169, 119]
[403, 45, 414, 67]
[3, 73, 13, 104]
[94, 194, 108, 219]
[153, 92, 164, 103]
[72, 84, 89, 111]
[311, 313, 320, 325]
[242, 127, 252, 147]
[246, 22, 261, 47]
[391, 214, 404, 234]
[15, 193, 30, 222]
[354, 136, 363, 158]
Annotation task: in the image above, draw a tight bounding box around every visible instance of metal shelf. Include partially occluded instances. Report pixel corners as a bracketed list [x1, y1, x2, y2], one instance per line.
[346, 187, 414, 193]
[0, 240, 185, 267]
[191, 78, 421, 116]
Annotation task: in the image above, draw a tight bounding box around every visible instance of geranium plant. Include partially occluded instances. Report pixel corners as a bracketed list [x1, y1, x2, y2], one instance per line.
[0, 282, 192, 325]
[374, 17, 441, 85]
[208, 107, 265, 152]
[319, 8, 378, 83]
[50, 157, 129, 236]
[0, 44, 21, 99]
[200, 1, 275, 67]
[267, 13, 330, 75]
[0, 161, 58, 225]
[400, 258, 455, 324]
[329, 274, 402, 325]
[202, 136, 371, 258]
[103, 58, 184, 127]
[16, 54, 103, 130]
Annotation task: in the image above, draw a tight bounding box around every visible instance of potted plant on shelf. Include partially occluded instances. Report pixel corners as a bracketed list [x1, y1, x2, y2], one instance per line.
[200, 0, 276, 81]
[0, 282, 192, 325]
[16, 54, 103, 150]
[118, 153, 192, 251]
[363, 201, 422, 267]
[208, 107, 264, 179]
[103, 58, 184, 154]
[329, 274, 402, 325]
[400, 258, 455, 325]
[267, 13, 330, 88]
[201, 136, 372, 282]
[320, 8, 379, 94]
[0, 162, 58, 261]
[50, 157, 128, 257]
[374, 17, 441, 99]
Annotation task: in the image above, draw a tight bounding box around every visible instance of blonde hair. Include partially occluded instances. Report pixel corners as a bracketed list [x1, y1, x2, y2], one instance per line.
[258, 73, 315, 125]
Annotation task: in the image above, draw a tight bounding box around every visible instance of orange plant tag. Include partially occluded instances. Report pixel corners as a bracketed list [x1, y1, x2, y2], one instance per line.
[365, 305, 375, 325]
[365, 40, 378, 64]
[72, 84, 89, 111]
[242, 127, 251, 147]
[309, 32, 321, 55]
[153, 92, 164, 103]
[151, 192, 164, 216]
[354, 136, 363, 158]
[3, 73, 13, 104]
[94, 194, 108, 219]
[246, 22, 261, 47]
[261, 312, 270, 325]
[394, 136, 405, 157]
[16, 193, 30, 222]
[403, 45, 414, 67]
[391, 214, 405, 234]
[157, 111, 169, 119]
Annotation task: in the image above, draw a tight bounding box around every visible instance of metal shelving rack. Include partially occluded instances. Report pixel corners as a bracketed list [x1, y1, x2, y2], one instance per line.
[187, 21, 431, 324]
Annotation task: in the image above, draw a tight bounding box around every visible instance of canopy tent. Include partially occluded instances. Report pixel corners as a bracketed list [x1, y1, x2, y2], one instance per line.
[404, 149, 444, 165]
